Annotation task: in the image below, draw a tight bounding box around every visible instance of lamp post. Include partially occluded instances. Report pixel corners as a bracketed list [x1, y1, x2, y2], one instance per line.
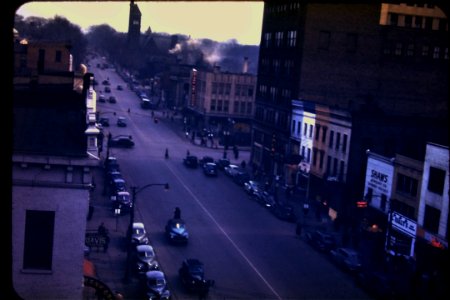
[123, 182, 169, 283]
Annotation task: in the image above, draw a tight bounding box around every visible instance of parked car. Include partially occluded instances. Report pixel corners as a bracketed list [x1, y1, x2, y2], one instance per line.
[271, 202, 297, 222]
[108, 135, 134, 148]
[144, 270, 170, 300]
[131, 222, 149, 245]
[102, 79, 110, 85]
[203, 162, 218, 176]
[233, 169, 250, 185]
[215, 158, 230, 170]
[117, 116, 127, 127]
[165, 218, 189, 244]
[111, 191, 132, 212]
[108, 95, 117, 103]
[107, 170, 122, 186]
[104, 156, 119, 172]
[104, 86, 111, 93]
[117, 84, 123, 90]
[98, 94, 106, 102]
[243, 180, 264, 196]
[99, 117, 109, 127]
[110, 178, 126, 194]
[224, 164, 239, 177]
[330, 247, 363, 272]
[253, 190, 276, 208]
[305, 230, 337, 252]
[179, 259, 215, 295]
[183, 155, 198, 168]
[134, 244, 159, 275]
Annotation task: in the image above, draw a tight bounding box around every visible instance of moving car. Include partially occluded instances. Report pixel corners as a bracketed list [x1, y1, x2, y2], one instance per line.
[305, 230, 337, 252]
[215, 158, 230, 170]
[98, 94, 106, 102]
[117, 117, 127, 127]
[145, 271, 170, 300]
[108, 95, 117, 103]
[104, 86, 111, 93]
[330, 247, 362, 272]
[183, 155, 198, 168]
[134, 244, 159, 275]
[131, 222, 149, 245]
[179, 259, 215, 295]
[224, 164, 240, 177]
[165, 218, 189, 244]
[108, 135, 134, 148]
[99, 117, 109, 127]
[199, 156, 214, 166]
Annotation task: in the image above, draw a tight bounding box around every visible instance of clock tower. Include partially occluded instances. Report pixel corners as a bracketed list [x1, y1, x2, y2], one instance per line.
[127, 0, 141, 47]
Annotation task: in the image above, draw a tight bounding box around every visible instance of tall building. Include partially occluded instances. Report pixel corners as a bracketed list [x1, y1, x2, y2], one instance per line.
[12, 33, 101, 298]
[127, 0, 142, 48]
[252, 1, 448, 222]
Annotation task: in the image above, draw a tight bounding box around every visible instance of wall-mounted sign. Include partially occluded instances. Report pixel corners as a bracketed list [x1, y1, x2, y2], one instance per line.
[391, 211, 417, 237]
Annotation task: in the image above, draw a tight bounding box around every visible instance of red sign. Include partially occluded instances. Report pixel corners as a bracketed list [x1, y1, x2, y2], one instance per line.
[356, 201, 368, 208]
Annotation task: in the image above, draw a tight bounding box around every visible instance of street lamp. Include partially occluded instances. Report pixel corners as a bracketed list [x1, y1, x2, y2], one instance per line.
[123, 182, 169, 283]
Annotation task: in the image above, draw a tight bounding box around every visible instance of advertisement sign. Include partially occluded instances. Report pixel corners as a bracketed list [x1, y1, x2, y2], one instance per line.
[391, 211, 417, 237]
[364, 154, 394, 210]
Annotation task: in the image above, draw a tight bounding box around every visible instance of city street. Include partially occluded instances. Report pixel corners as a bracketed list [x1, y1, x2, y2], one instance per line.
[91, 61, 371, 299]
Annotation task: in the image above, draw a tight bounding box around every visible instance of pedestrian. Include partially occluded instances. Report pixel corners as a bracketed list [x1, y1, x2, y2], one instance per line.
[241, 160, 246, 169]
[174, 207, 181, 219]
[98, 222, 107, 236]
[186, 149, 190, 156]
[295, 221, 303, 237]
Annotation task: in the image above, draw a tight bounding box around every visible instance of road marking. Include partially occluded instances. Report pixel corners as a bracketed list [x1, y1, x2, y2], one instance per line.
[165, 163, 282, 300]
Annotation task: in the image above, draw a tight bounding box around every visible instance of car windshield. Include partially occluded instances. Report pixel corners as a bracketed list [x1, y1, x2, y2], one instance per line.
[134, 228, 144, 235]
[138, 249, 155, 259]
[147, 278, 165, 287]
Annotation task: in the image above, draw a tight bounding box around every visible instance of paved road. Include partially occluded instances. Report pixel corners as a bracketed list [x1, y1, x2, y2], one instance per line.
[90, 60, 372, 299]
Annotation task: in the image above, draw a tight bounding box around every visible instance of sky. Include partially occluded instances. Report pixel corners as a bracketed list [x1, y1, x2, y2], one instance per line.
[16, 1, 264, 45]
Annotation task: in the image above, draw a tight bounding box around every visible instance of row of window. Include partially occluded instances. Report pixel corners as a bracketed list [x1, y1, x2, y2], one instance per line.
[211, 82, 254, 97]
[266, 3, 301, 14]
[318, 31, 358, 53]
[383, 43, 449, 60]
[260, 58, 295, 76]
[211, 73, 254, 84]
[301, 145, 346, 177]
[388, 13, 448, 31]
[210, 100, 252, 115]
[255, 107, 289, 129]
[263, 30, 297, 48]
[258, 84, 292, 102]
[292, 120, 349, 153]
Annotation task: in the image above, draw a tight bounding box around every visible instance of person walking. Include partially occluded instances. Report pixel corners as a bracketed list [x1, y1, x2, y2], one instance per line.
[174, 207, 181, 219]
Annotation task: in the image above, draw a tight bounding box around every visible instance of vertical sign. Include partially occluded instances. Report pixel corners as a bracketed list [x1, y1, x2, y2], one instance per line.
[190, 68, 197, 107]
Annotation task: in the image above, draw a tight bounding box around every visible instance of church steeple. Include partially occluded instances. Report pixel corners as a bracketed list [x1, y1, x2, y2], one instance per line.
[127, 0, 142, 47]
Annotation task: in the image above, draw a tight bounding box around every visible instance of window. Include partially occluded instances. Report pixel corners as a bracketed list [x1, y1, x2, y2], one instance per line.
[396, 173, 418, 197]
[240, 102, 246, 114]
[212, 82, 217, 94]
[297, 122, 301, 135]
[423, 205, 440, 233]
[273, 59, 281, 74]
[217, 100, 223, 111]
[287, 30, 297, 47]
[292, 120, 296, 133]
[428, 167, 446, 195]
[389, 13, 399, 26]
[270, 87, 277, 101]
[275, 31, 284, 47]
[445, 48, 449, 60]
[55, 50, 62, 62]
[326, 155, 332, 174]
[333, 158, 338, 176]
[23, 210, 55, 270]
[284, 59, 294, 75]
[319, 31, 330, 50]
[322, 127, 327, 143]
[233, 101, 238, 113]
[210, 99, 216, 111]
[264, 32, 272, 47]
[315, 124, 321, 141]
[329, 130, 334, 149]
[425, 17, 433, 30]
[246, 103, 252, 114]
[319, 151, 324, 169]
[422, 45, 429, 57]
[340, 161, 345, 179]
[225, 84, 231, 95]
[342, 134, 348, 153]
[414, 16, 423, 28]
[224, 100, 229, 112]
[346, 33, 358, 53]
[433, 47, 440, 59]
[303, 123, 308, 136]
[404, 15, 412, 28]
[312, 148, 318, 166]
[406, 44, 414, 56]
[309, 124, 313, 138]
[218, 83, 224, 94]
[395, 42, 402, 56]
[335, 132, 341, 150]
[248, 87, 254, 97]
[307, 148, 311, 163]
[301, 146, 305, 158]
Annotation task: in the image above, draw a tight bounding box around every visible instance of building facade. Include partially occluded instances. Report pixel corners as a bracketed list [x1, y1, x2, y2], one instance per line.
[187, 66, 257, 146]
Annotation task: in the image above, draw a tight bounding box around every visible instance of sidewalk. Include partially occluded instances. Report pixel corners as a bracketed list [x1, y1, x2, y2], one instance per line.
[85, 167, 142, 299]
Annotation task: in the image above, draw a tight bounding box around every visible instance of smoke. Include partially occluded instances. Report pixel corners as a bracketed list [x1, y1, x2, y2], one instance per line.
[167, 37, 258, 74]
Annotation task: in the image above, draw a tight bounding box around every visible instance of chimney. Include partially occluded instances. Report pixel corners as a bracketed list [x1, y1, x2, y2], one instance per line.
[242, 57, 248, 74]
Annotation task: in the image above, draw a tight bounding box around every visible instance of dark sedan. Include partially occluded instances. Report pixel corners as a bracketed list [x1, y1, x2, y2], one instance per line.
[145, 271, 170, 300]
[203, 162, 218, 176]
[271, 202, 297, 222]
[179, 259, 214, 295]
[183, 155, 198, 168]
[165, 218, 189, 244]
[108, 135, 134, 148]
[305, 230, 337, 252]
